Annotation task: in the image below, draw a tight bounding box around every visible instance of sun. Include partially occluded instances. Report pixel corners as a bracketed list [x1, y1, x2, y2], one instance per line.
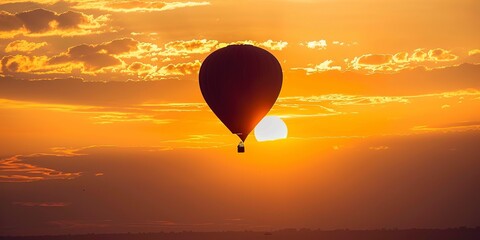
[254, 116, 288, 142]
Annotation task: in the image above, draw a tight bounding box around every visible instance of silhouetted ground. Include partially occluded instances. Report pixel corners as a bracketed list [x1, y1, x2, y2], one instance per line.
[2, 228, 480, 240]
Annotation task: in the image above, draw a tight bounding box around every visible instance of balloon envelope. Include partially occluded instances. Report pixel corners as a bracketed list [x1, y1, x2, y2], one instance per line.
[199, 45, 283, 141]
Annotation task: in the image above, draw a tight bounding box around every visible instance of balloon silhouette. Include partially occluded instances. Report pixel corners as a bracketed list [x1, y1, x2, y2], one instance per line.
[199, 45, 283, 151]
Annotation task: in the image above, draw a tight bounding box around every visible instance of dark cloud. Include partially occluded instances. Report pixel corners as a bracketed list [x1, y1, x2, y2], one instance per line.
[0, 10, 22, 31]
[49, 38, 138, 71]
[55, 10, 90, 29]
[15, 8, 56, 33]
[98, 38, 138, 55]
[0, 1, 72, 14]
[0, 8, 107, 37]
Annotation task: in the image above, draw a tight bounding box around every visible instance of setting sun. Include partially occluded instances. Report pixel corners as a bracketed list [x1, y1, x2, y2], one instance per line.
[254, 116, 288, 142]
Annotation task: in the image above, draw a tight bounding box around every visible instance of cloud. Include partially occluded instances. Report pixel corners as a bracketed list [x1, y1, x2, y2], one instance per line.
[162, 39, 218, 56]
[0, 10, 23, 31]
[412, 121, 480, 132]
[0, 95, 206, 117]
[295, 47, 465, 75]
[5, 39, 47, 52]
[49, 38, 139, 71]
[468, 49, 480, 56]
[124, 59, 202, 80]
[410, 48, 428, 62]
[280, 94, 410, 106]
[302, 40, 327, 50]
[99, 40, 205, 77]
[301, 40, 357, 49]
[332, 40, 358, 46]
[356, 54, 393, 65]
[281, 89, 480, 106]
[0, 53, 83, 75]
[347, 48, 460, 73]
[428, 48, 458, 62]
[72, 0, 211, 13]
[126, 61, 157, 74]
[1, 54, 49, 73]
[465, 49, 480, 64]
[0, 0, 57, 3]
[259, 39, 288, 51]
[0, 8, 109, 38]
[159, 39, 287, 57]
[91, 112, 171, 125]
[393, 52, 409, 62]
[0, 98, 174, 125]
[130, 31, 158, 36]
[291, 60, 341, 74]
[271, 88, 480, 135]
[163, 134, 230, 147]
[349, 54, 397, 72]
[0, 154, 81, 182]
[158, 60, 201, 76]
[273, 89, 480, 121]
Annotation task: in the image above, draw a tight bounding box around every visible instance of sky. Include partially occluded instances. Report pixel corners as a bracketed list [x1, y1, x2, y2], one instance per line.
[1, 0, 480, 236]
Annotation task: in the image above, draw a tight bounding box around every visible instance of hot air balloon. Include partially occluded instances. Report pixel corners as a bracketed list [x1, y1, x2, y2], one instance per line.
[199, 45, 283, 152]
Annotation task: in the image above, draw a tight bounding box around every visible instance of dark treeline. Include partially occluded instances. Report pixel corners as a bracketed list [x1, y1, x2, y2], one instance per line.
[2, 228, 480, 240]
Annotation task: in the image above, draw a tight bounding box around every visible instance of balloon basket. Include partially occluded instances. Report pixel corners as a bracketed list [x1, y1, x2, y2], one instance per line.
[237, 142, 245, 153]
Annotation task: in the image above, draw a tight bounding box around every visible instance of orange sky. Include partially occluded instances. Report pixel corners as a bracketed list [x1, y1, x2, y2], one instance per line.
[1, 0, 480, 236]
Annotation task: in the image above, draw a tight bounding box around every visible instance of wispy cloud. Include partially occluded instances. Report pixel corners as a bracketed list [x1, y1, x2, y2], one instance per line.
[279, 94, 410, 106]
[291, 60, 341, 74]
[91, 112, 172, 124]
[0, 155, 81, 182]
[0, 98, 176, 125]
[412, 121, 480, 132]
[71, 1, 211, 13]
[274, 89, 480, 120]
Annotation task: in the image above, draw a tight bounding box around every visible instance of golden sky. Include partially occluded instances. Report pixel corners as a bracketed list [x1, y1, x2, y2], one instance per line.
[1, 0, 480, 236]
